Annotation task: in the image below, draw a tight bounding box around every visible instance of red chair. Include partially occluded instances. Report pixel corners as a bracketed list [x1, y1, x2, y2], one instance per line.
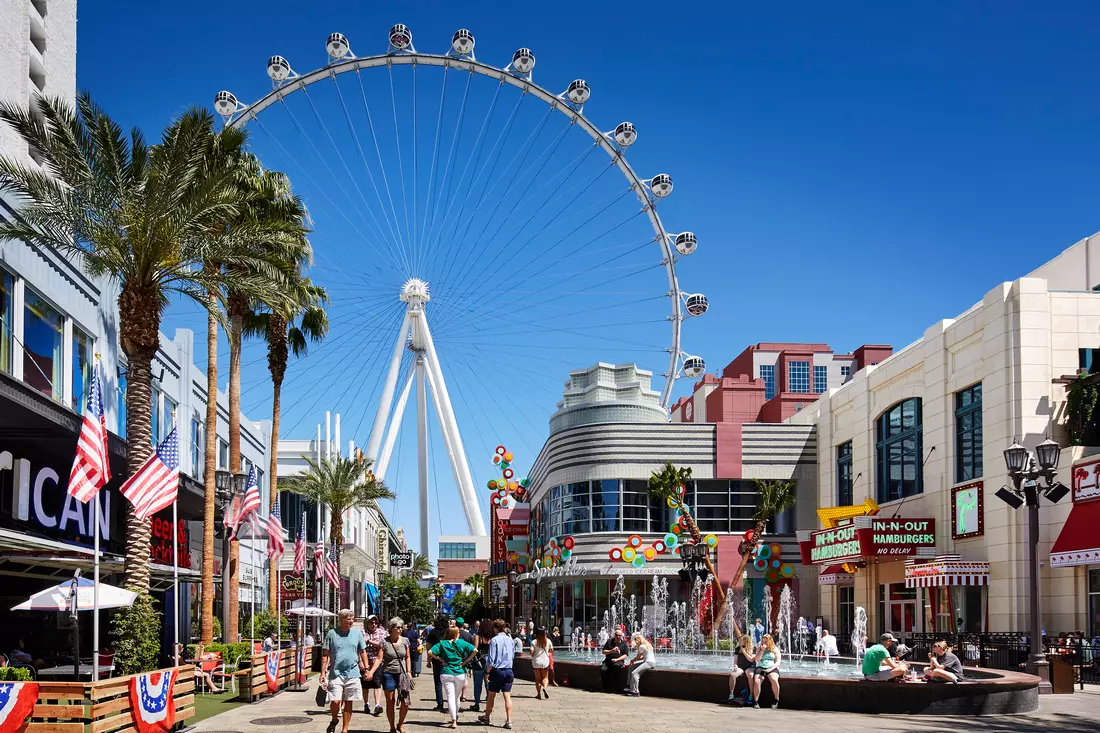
[96, 651, 115, 679]
[197, 653, 226, 695]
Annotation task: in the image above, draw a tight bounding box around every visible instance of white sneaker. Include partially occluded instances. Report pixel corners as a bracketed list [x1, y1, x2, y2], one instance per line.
[503, 723, 512, 730]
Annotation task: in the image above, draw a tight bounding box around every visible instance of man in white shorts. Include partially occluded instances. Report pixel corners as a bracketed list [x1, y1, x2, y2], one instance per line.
[320, 609, 369, 733]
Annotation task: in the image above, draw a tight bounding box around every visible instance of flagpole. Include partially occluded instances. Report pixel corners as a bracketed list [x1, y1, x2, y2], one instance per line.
[250, 517, 256, 643]
[92, 354, 101, 683]
[172, 497, 179, 666]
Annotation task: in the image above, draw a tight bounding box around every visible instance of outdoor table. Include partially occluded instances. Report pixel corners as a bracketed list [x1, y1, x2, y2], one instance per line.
[37, 663, 113, 679]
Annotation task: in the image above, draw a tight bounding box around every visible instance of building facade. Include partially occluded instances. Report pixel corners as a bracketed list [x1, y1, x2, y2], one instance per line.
[789, 233, 1100, 641]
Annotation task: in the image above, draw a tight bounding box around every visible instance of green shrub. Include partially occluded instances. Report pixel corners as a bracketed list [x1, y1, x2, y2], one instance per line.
[225, 642, 253, 665]
[191, 616, 222, 641]
[0, 667, 32, 681]
[242, 610, 290, 641]
[111, 593, 163, 675]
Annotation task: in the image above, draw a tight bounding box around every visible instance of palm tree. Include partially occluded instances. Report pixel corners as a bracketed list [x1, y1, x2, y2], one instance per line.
[411, 552, 434, 577]
[648, 463, 730, 623]
[244, 277, 329, 611]
[717, 479, 797, 631]
[0, 95, 290, 591]
[465, 572, 485, 596]
[222, 157, 310, 642]
[283, 455, 395, 607]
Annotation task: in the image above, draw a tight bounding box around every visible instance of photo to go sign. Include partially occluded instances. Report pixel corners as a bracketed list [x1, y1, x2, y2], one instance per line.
[389, 551, 413, 568]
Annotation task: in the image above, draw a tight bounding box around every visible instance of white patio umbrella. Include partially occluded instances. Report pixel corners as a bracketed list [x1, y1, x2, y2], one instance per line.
[286, 605, 335, 618]
[12, 576, 137, 612]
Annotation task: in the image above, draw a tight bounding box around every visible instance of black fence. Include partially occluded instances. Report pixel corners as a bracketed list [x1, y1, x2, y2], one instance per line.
[907, 632, 1099, 689]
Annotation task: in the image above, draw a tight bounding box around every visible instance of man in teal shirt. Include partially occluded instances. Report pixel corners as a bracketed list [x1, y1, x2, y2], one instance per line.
[862, 633, 908, 681]
[321, 609, 369, 733]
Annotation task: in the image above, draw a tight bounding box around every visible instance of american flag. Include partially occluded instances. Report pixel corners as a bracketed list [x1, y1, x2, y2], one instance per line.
[314, 529, 325, 579]
[293, 515, 306, 574]
[120, 427, 180, 520]
[231, 465, 262, 538]
[323, 540, 341, 587]
[266, 495, 285, 559]
[68, 359, 111, 503]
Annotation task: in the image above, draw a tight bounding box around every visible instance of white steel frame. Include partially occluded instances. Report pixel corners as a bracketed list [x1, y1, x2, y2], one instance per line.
[216, 28, 711, 549]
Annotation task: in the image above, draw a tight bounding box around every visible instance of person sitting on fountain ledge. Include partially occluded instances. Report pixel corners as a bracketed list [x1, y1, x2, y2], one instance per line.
[816, 629, 839, 658]
[862, 633, 909, 682]
[600, 628, 630, 691]
[625, 633, 656, 697]
[926, 641, 964, 683]
[727, 635, 756, 704]
[750, 634, 782, 709]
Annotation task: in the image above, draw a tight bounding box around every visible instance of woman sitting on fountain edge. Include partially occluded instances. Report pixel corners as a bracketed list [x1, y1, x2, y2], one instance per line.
[751, 634, 782, 709]
[727, 635, 756, 704]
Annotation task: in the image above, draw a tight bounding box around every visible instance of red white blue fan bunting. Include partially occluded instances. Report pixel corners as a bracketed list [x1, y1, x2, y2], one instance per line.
[130, 669, 175, 733]
[0, 682, 39, 733]
[265, 651, 280, 692]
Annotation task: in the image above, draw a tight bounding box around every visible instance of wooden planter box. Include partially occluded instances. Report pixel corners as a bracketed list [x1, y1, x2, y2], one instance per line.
[21, 666, 195, 733]
[238, 649, 309, 702]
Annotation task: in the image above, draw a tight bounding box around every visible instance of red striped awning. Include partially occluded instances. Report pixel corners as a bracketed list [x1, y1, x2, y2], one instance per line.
[1050, 499, 1100, 568]
[819, 565, 854, 585]
[904, 555, 989, 588]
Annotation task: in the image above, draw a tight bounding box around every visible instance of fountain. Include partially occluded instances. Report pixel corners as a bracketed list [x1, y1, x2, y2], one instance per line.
[777, 585, 794, 656]
[627, 594, 638, 634]
[852, 606, 868, 666]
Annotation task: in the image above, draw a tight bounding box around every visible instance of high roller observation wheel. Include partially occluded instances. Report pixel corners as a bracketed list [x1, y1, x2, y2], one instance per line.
[213, 25, 709, 409]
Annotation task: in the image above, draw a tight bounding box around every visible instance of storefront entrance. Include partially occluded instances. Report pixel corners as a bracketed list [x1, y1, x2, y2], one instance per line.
[1090, 568, 1100, 638]
[880, 582, 917, 637]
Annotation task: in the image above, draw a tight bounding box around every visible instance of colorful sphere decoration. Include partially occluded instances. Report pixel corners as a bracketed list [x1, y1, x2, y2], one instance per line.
[750, 539, 794, 584]
[489, 445, 535, 572]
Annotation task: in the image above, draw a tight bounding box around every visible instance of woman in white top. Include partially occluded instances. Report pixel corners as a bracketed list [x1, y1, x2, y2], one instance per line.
[626, 633, 656, 697]
[528, 628, 553, 700]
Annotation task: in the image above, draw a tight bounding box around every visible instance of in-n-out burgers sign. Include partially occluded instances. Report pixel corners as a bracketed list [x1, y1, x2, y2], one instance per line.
[1, 449, 112, 543]
[801, 517, 936, 565]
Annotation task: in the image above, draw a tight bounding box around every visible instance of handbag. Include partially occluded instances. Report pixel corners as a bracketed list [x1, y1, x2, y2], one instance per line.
[315, 678, 327, 707]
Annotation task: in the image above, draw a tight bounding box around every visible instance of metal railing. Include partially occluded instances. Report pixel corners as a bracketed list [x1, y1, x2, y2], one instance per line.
[907, 632, 1099, 688]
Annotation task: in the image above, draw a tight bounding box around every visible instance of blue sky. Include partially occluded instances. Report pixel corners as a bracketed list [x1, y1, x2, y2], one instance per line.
[76, 1, 1100, 556]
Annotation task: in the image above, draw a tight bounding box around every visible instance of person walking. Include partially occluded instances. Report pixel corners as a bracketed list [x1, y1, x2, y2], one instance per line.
[319, 609, 369, 733]
[529, 627, 553, 699]
[469, 620, 493, 712]
[362, 615, 386, 717]
[478, 620, 515, 730]
[625, 633, 655, 697]
[368, 617, 412, 733]
[403, 623, 422, 677]
[430, 627, 478, 728]
[426, 616, 448, 712]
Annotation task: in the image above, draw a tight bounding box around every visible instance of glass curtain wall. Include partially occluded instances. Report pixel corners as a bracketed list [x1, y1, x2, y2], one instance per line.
[71, 327, 91, 413]
[23, 288, 63, 400]
[1, 269, 14, 374]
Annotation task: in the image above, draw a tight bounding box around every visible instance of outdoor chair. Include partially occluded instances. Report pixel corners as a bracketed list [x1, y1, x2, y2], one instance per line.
[11, 662, 36, 680]
[196, 653, 226, 695]
[217, 653, 245, 694]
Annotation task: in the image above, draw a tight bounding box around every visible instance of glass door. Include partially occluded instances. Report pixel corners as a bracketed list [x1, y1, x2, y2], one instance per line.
[885, 582, 918, 638]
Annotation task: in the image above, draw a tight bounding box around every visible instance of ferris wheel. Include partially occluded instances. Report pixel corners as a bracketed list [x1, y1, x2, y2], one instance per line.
[216, 25, 709, 553]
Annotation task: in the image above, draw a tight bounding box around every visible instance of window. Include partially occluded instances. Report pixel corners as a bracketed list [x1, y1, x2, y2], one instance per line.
[837, 441, 853, 506]
[955, 383, 982, 481]
[759, 365, 775, 400]
[621, 480, 651, 532]
[439, 542, 477, 559]
[875, 398, 923, 503]
[1082, 349, 1100, 374]
[559, 482, 590, 535]
[0, 269, 12, 374]
[71, 327, 91, 413]
[162, 395, 176, 439]
[191, 418, 205, 476]
[840, 365, 851, 379]
[23, 288, 63, 400]
[1089, 569, 1100, 638]
[813, 365, 828, 393]
[788, 361, 810, 393]
[150, 388, 161, 446]
[694, 479, 731, 533]
[838, 585, 855, 636]
[591, 479, 619, 532]
[218, 439, 229, 470]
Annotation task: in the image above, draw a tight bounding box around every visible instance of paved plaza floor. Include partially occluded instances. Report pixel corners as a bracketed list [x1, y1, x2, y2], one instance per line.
[188, 676, 1100, 733]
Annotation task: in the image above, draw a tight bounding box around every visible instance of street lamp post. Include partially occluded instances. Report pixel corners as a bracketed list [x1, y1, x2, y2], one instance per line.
[215, 469, 248, 641]
[995, 437, 1070, 694]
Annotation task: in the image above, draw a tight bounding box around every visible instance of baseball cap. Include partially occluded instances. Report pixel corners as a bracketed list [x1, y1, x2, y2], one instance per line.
[456, 617, 464, 625]
[880, 632, 896, 642]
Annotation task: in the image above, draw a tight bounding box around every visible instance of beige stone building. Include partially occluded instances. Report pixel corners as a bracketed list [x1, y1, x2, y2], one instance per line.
[789, 234, 1100, 639]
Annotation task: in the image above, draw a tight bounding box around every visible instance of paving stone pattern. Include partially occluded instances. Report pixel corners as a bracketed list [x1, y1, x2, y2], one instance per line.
[189, 676, 1100, 733]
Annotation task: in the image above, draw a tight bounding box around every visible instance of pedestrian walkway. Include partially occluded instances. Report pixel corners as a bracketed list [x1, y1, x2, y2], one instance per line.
[188, 676, 1100, 733]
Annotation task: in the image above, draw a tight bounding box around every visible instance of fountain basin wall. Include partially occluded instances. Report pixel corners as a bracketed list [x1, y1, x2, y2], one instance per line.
[515, 657, 1039, 715]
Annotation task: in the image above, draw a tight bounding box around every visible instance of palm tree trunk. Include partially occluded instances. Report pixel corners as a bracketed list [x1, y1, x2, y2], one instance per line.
[118, 283, 159, 593]
[267, 374, 282, 611]
[717, 519, 767, 638]
[121, 354, 154, 591]
[227, 308, 243, 642]
[200, 298, 219, 644]
[329, 511, 344, 610]
[678, 506, 729, 626]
